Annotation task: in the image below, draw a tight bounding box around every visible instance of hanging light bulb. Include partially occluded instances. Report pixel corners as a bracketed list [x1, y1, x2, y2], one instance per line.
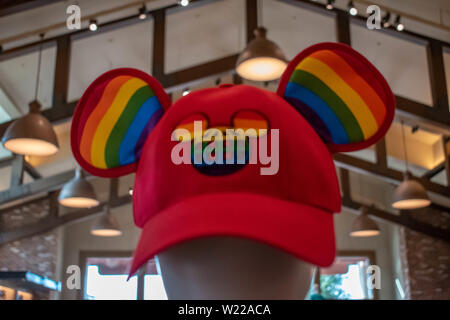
[350, 206, 380, 237]
[348, 1, 357, 16]
[395, 15, 404, 31]
[1, 34, 59, 156]
[392, 172, 430, 209]
[58, 167, 99, 208]
[382, 12, 391, 28]
[392, 121, 430, 209]
[138, 4, 147, 20]
[89, 19, 98, 31]
[91, 205, 122, 237]
[326, 0, 335, 10]
[236, 27, 287, 82]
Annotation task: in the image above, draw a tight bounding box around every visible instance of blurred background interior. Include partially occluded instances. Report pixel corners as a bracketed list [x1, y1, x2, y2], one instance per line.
[0, 0, 449, 300]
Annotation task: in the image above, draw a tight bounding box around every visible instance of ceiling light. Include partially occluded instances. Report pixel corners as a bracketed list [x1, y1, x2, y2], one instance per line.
[350, 206, 380, 237]
[392, 172, 430, 209]
[89, 19, 98, 31]
[128, 187, 133, 196]
[348, 1, 357, 16]
[182, 88, 191, 96]
[2, 34, 59, 156]
[179, 0, 190, 7]
[392, 121, 430, 209]
[326, 0, 335, 10]
[395, 15, 404, 31]
[138, 4, 147, 20]
[58, 167, 99, 208]
[382, 12, 391, 28]
[236, 27, 287, 82]
[91, 205, 122, 237]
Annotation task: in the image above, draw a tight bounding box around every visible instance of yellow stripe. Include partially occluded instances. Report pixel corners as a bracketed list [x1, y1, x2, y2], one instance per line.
[91, 78, 147, 168]
[297, 57, 378, 139]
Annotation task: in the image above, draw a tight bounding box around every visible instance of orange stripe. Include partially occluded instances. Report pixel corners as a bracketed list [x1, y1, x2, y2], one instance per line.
[234, 118, 268, 130]
[310, 50, 386, 126]
[80, 76, 132, 163]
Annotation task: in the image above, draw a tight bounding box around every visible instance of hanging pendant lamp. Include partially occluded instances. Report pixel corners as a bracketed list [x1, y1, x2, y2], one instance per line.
[392, 121, 430, 209]
[350, 206, 380, 237]
[91, 205, 122, 237]
[236, 27, 287, 82]
[1, 34, 59, 156]
[58, 167, 99, 208]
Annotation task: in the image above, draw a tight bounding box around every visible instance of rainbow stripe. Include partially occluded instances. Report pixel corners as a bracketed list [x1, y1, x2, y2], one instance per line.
[284, 49, 387, 145]
[80, 76, 163, 169]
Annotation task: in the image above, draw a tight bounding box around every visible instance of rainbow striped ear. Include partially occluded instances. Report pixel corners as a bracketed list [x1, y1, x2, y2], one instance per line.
[71, 68, 171, 177]
[277, 42, 394, 153]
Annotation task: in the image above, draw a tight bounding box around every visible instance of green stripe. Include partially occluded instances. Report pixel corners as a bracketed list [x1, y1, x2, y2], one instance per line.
[289, 70, 364, 143]
[105, 85, 154, 168]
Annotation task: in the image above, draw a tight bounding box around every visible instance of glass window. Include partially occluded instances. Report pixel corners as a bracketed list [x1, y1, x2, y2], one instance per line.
[83, 256, 167, 300]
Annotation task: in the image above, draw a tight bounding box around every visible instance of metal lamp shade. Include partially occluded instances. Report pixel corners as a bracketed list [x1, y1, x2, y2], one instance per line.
[392, 172, 430, 210]
[58, 168, 99, 208]
[91, 208, 122, 237]
[350, 207, 380, 237]
[236, 27, 287, 81]
[2, 101, 59, 156]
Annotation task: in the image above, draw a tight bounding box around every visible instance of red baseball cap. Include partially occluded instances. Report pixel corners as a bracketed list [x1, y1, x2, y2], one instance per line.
[71, 42, 394, 276]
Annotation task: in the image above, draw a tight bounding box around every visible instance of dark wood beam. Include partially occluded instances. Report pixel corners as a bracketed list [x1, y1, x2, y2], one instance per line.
[151, 8, 166, 80]
[375, 138, 387, 168]
[336, 10, 351, 45]
[443, 136, 450, 185]
[246, 0, 258, 42]
[0, 195, 130, 245]
[334, 153, 450, 198]
[342, 197, 450, 243]
[24, 161, 42, 180]
[0, 0, 64, 17]
[161, 54, 239, 89]
[9, 155, 24, 187]
[421, 161, 445, 179]
[427, 40, 449, 113]
[52, 35, 71, 108]
[0, 169, 74, 205]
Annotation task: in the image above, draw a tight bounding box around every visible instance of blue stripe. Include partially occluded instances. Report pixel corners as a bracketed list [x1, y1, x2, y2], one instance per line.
[285, 82, 349, 144]
[119, 96, 162, 165]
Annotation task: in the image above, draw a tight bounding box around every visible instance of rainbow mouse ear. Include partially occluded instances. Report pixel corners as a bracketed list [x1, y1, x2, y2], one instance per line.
[71, 68, 171, 177]
[277, 42, 395, 153]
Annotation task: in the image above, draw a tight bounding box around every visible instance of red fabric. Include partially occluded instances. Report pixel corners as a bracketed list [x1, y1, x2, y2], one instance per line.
[130, 84, 341, 274]
[130, 192, 336, 276]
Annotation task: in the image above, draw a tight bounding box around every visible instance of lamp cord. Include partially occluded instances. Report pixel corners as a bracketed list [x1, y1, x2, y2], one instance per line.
[34, 33, 44, 101]
[400, 120, 409, 172]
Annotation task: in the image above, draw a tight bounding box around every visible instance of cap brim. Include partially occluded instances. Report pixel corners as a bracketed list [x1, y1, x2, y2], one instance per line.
[129, 192, 336, 276]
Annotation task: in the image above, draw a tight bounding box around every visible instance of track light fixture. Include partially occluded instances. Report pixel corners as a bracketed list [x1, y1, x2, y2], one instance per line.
[326, 0, 335, 10]
[138, 4, 147, 20]
[348, 1, 357, 16]
[382, 12, 391, 28]
[179, 0, 190, 7]
[182, 88, 191, 96]
[89, 19, 98, 31]
[395, 15, 404, 31]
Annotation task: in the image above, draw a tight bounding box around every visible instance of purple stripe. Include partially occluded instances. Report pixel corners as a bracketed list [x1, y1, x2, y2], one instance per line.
[135, 108, 164, 159]
[285, 96, 333, 143]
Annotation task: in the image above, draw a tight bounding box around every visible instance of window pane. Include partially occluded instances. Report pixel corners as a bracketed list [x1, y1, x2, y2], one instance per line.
[143, 275, 168, 300]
